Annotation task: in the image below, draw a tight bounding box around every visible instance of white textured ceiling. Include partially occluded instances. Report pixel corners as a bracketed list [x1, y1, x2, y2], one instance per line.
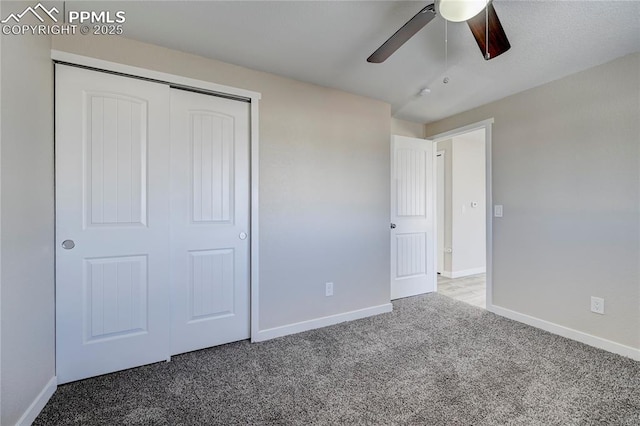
[81, 1, 639, 123]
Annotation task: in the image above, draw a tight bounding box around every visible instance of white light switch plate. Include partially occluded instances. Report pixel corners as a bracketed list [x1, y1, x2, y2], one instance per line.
[494, 205, 503, 217]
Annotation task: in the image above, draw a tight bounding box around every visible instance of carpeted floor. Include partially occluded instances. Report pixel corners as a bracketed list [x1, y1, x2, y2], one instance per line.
[36, 293, 640, 425]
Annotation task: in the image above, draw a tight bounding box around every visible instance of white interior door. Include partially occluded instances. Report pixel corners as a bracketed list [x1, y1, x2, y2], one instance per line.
[56, 65, 171, 384]
[169, 89, 250, 355]
[390, 135, 436, 300]
[437, 151, 445, 274]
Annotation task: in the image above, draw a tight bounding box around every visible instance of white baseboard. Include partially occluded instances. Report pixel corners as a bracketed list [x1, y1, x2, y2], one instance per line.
[252, 303, 393, 342]
[440, 267, 486, 279]
[16, 376, 57, 426]
[488, 304, 640, 361]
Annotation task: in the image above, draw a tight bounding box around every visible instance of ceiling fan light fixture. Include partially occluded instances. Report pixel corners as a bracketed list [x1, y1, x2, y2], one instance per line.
[438, 0, 486, 22]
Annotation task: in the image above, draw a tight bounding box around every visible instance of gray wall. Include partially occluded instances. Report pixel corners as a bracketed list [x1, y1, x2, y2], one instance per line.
[0, 2, 55, 424]
[52, 34, 392, 332]
[426, 53, 640, 349]
[391, 118, 425, 138]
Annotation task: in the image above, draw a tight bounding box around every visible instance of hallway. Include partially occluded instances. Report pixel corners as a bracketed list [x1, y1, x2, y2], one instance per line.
[437, 273, 486, 309]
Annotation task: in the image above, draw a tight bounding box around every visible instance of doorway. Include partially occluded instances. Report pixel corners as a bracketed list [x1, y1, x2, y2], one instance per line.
[433, 126, 489, 309]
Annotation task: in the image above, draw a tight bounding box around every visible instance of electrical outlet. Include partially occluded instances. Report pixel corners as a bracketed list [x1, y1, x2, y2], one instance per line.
[325, 282, 334, 297]
[590, 296, 604, 315]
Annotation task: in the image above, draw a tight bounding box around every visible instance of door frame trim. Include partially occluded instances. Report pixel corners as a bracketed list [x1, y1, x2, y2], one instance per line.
[436, 149, 445, 276]
[428, 118, 494, 308]
[50, 50, 263, 341]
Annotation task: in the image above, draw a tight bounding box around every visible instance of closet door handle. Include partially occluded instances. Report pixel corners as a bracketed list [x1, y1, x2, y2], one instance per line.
[390, 223, 396, 229]
[61, 240, 75, 250]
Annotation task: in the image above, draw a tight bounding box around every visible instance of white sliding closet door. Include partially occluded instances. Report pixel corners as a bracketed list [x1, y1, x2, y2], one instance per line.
[56, 65, 171, 384]
[169, 89, 250, 355]
[56, 65, 252, 384]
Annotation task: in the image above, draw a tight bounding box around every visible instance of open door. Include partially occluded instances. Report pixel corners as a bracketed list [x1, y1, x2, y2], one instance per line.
[390, 135, 436, 299]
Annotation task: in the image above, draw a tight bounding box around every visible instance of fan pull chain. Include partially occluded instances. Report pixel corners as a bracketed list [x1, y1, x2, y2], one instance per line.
[443, 20, 449, 84]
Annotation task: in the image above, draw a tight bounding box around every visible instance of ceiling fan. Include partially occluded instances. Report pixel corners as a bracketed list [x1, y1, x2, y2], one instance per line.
[367, 0, 510, 63]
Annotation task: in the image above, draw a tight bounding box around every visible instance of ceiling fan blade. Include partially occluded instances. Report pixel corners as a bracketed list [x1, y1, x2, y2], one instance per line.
[467, 2, 511, 60]
[367, 4, 436, 63]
